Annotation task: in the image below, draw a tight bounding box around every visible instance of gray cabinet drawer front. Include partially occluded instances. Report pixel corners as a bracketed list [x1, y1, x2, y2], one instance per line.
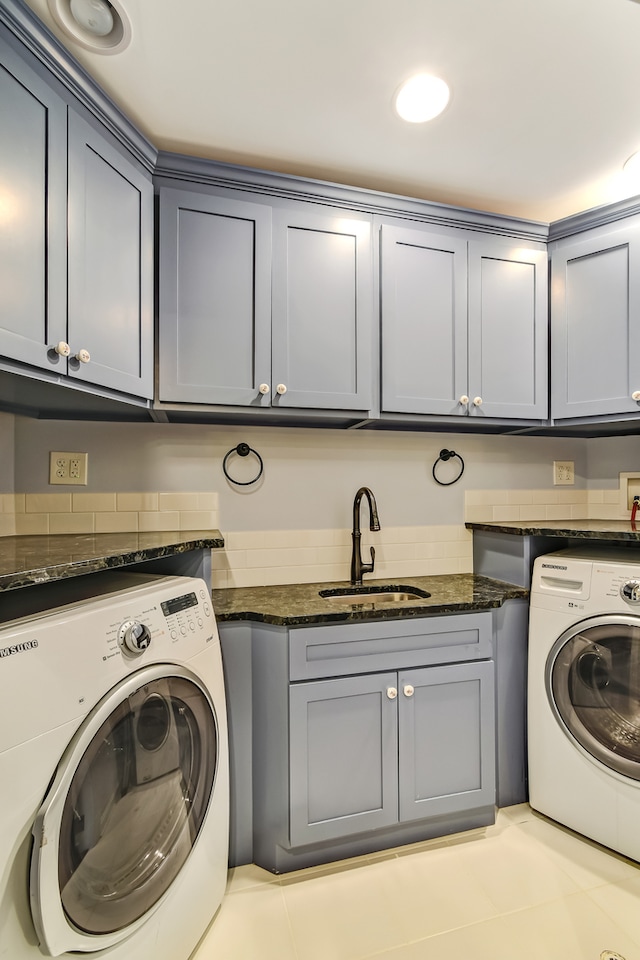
[289, 612, 492, 680]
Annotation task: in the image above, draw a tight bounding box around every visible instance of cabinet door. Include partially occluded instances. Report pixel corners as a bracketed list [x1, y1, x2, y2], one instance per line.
[398, 661, 495, 822]
[380, 223, 468, 415]
[67, 112, 153, 398]
[468, 240, 548, 419]
[158, 187, 272, 405]
[551, 219, 640, 420]
[289, 673, 398, 846]
[0, 35, 66, 369]
[271, 206, 373, 410]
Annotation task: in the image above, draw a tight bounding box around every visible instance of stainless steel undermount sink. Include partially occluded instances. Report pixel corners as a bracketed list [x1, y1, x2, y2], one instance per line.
[318, 585, 431, 604]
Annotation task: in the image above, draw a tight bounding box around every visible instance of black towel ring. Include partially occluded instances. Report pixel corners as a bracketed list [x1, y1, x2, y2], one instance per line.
[432, 449, 465, 486]
[223, 443, 264, 486]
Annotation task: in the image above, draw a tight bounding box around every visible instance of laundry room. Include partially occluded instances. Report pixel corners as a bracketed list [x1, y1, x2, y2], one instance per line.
[4, 0, 640, 958]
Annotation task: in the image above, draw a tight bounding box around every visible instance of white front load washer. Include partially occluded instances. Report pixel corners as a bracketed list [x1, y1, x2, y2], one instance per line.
[528, 547, 640, 860]
[0, 571, 229, 959]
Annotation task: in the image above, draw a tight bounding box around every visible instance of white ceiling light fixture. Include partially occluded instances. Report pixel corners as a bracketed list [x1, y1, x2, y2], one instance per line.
[394, 73, 450, 124]
[46, 0, 132, 54]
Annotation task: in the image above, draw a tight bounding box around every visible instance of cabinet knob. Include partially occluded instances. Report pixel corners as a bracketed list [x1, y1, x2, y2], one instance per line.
[76, 348, 91, 364]
[472, 396, 483, 406]
[54, 341, 71, 357]
[276, 383, 287, 395]
[258, 383, 270, 395]
[632, 391, 640, 402]
[386, 686, 398, 700]
[459, 395, 469, 405]
[403, 684, 415, 697]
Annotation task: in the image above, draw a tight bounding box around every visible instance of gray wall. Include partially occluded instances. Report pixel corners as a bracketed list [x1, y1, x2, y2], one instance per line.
[0, 413, 15, 494]
[13, 417, 590, 531]
[585, 436, 640, 489]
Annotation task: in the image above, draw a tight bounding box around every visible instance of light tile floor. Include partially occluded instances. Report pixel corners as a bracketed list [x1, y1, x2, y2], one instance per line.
[191, 805, 640, 960]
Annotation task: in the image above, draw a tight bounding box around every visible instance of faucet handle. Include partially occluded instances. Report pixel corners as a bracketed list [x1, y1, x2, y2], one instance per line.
[369, 545, 375, 572]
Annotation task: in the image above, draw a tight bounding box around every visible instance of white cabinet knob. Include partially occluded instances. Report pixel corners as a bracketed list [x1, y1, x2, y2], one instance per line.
[473, 396, 483, 406]
[403, 684, 415, 698]
[54, 341, 71, 357]
[386, 687, 398, 700]
[76, 348, 91, 364]
[276, 383, 287, 395]
[632, 391, 640, 402]
[459, 395, 469, 405]
[258, 383, 270, 395]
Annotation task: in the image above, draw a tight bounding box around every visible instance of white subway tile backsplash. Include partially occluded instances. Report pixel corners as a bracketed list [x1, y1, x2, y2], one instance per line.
[95, 512, 138, 533]
[15, 513, 49, 535]
[72, 493, 117, 513]
[138, 511, 180, 532]
[117, 492, 159, 512]
[26, 493, 71, 513]
[0, 514, 15, 536]
[49, 512, 94, 534]
[179, 510, 218, 531]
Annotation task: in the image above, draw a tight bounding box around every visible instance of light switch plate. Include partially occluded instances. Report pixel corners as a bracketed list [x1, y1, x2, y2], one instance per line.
[49, 451, 88, 485]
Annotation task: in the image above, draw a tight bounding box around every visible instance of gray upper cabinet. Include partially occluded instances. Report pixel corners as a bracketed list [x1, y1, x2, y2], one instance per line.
[380, 224, 468, 416]
[550, 217, 640, 421]
[158, 188, 373, 413]
[271, 204, 372, 410]
[380, 221, 548, 421]
[67, 112, 153, 399]
[0, 31, 153, 400]
[467, 239, 548, 420]
[0, 34, 66, 369]
[158, 187, 272, 406]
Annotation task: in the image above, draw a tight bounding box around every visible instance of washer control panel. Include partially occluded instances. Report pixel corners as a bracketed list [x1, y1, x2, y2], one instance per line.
[161, 585, 212, 642]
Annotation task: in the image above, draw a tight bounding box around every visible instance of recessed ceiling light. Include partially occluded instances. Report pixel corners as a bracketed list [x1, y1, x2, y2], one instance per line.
[46, 0, 132, 54]
[394, 74, 450, 124]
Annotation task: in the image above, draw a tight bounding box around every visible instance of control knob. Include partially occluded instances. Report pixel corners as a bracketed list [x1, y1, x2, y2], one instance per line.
[118, 619, 152, 656]
[621, 580, 640, 604]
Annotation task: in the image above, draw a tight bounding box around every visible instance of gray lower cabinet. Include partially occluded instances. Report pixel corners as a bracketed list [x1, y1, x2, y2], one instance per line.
[245, 612, 496, 873]
[158, 186, 373, 413]
[380, 221, 548, 421]
[0, 29, 153, 400]
[550, 216, 640, 421]
[289, 661, 495, 849]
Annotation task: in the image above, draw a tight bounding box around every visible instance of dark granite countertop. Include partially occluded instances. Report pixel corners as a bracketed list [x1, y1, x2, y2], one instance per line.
[466, 519, 640, 540]
[0, 530, 224, 591]
[212, 574, 528, 626]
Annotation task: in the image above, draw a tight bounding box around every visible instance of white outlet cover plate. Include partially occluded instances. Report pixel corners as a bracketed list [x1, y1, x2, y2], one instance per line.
[49, 451, 88, 485]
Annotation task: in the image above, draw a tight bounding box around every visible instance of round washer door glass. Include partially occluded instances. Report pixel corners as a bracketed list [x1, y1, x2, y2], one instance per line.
[548, 615, 640, 781]
[33, 666, 218, 948]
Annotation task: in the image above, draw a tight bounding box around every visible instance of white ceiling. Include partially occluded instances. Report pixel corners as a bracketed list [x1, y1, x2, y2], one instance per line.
[21, 0, 640, 222]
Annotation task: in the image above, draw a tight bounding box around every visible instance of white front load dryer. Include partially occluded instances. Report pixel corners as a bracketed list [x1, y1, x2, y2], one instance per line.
[528, 547, 640, 860]
[0, 572, 229, 959]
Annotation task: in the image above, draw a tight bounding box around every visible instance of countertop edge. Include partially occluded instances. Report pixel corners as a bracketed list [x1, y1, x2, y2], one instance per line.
[0, 530, 224, 592]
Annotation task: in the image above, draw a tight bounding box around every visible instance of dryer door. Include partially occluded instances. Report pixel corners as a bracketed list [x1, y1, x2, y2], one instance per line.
[30, 663, 219, 956]
[547, 614, 640, 781]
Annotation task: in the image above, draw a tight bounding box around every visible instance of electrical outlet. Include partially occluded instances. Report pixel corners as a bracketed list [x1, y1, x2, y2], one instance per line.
[49, 452, 88, 485]
[553, 460, 575, 485]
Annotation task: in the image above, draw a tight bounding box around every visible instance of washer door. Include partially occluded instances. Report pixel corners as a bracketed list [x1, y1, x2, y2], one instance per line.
[547, 614, 640, 782]
[31, 663, 218, 956]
